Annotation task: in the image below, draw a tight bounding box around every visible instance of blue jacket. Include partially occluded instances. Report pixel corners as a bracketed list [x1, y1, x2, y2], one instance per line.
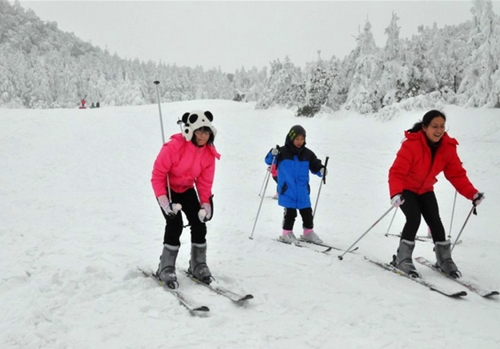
[265, 143, 322, 209]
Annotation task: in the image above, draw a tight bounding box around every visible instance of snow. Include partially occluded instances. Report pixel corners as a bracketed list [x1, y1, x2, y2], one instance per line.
[1, 100, 499, 348]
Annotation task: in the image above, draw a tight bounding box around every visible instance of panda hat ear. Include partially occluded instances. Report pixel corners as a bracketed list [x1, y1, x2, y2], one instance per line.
[181, 112, 190, 124]
[180, 110, 217, 141]
[204, 111, 213, 122]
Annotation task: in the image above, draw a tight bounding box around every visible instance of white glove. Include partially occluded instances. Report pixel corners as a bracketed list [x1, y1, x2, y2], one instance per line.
[158, 195, 182, 216]
[473, 192, 485, 206]
[198, 202, 212, 222]
[271, 146, 279, 156]
[390, 194, 405, 208]
[319, 167, 327, 177]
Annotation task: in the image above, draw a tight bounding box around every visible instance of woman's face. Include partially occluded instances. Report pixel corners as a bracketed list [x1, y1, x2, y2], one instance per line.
[423, 116, 446, 143]
[194, 127, 211, 146]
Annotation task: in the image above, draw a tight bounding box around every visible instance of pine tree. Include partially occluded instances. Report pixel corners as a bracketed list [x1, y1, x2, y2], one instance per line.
[297, 51, 332, 117]
[344, 19, 383, 113]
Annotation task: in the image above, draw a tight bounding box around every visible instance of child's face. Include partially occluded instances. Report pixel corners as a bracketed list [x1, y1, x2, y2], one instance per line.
[293, 135, 305, 148]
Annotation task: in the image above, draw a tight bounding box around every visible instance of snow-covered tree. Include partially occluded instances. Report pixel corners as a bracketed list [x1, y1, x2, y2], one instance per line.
[297, 51, 332, 117]
[458, 0, 499, 107]
[378, 12, 404, 108]
[256, 57, 304, 109]
[344, 19, 383, 113]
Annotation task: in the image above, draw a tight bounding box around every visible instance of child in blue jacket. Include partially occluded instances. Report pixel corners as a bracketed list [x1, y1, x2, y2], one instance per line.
[265, 125, 326, 244]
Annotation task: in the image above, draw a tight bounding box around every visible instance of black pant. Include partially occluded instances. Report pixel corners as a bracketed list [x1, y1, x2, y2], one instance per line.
[400, 190, 446, 243]
[282, 207, 313, 231]
[160, 188, 207, 246]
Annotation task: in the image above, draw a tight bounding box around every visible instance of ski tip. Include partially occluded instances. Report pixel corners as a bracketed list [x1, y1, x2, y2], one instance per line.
[483, 291, 499, 298]
[238, 294, 254, 302]
[193, 306, 210, 312]
[454, 291, 468, 297]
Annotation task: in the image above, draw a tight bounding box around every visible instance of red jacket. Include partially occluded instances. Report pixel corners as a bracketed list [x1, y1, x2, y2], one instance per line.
[388, 131, 477, 200]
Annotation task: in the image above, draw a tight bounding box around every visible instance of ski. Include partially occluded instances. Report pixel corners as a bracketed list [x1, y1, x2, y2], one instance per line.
[138, 267, 210, 315]
[415, 257, 499, 298]
[275, 238, 332, 253]
[385, 233, 463, 244]
[364, 257, 467, 298]
[183, 271, 254, 303]
[298, 238, 358, 253]
[385, 233, 431, 242]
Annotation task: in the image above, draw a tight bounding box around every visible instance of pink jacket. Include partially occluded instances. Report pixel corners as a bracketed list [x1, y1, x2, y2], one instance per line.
[151, 133, 221, 204]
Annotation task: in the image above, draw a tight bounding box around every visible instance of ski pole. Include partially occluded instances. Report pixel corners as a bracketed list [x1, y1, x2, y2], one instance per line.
[338, 206, 395, 260]
[384, 207, 398, 237]
[258, 168, 269, 197]
[154, 80, 173, 208]
[451, 205, 475, 253]
[154, 80, 166, 144]
[448, 189, 458, 239]
[313, 156, 329, 217]
[249, 156, 276, 239]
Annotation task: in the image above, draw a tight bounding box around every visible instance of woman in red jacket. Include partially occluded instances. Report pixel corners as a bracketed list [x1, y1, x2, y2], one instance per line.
[388, 110, 484, 278]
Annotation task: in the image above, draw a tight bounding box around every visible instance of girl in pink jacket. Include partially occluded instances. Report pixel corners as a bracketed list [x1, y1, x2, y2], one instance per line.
[151, 110, 220, 288]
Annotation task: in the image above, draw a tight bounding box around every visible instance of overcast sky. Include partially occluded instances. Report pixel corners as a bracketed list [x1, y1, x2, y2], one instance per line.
[20, 1, 500, 72]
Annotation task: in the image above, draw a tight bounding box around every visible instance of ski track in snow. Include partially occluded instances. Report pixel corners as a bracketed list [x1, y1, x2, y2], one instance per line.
[1, 101, 499, 348]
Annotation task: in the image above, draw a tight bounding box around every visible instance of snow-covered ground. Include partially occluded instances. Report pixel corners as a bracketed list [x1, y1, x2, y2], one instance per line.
[1, 100, 499, 349]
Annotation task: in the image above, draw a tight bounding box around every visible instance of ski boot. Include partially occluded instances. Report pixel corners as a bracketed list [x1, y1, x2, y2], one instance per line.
[391, 239, 420, 278]
[279, 230, 299, 244]
[300, 229, 323, 244]
[188, 243, 213, 285]
[156, 244, 180, 289]
[435, 240, 461, 279]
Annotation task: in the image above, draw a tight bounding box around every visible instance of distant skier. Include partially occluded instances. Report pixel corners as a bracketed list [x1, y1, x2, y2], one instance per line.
[265, 125, 326, 244]
[151, 110, 220, 288]
[388, 109, 484, 278]
[79, 99, 86, 109]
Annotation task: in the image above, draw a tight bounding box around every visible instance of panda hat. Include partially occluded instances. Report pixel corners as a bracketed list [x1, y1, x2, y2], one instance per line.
[179, 110, 217, 142]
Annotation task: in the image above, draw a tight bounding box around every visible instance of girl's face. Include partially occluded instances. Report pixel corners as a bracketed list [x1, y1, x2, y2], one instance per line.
[194, 127, 211, 146]
[422, 116, 446, 143]
[293, 135, 305, 148]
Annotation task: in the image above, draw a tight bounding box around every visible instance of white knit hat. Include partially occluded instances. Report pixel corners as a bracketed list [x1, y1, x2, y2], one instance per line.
[179, 110, 217, 141]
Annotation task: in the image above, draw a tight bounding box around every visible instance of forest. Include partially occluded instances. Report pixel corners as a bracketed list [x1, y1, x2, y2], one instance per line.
[0, 0, 499, 116]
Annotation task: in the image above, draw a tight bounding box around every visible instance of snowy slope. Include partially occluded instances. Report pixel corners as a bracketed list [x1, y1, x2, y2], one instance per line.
[1, 101, 499, 349]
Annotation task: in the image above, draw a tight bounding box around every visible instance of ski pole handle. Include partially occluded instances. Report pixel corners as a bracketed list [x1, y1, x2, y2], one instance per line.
[322, 156, 329, 185]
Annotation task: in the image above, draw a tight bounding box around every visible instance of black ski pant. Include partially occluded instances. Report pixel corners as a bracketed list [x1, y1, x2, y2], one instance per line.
[160, 188, 207, 246]
[282, 207, 314, 231]
[399, 190, 446, 243]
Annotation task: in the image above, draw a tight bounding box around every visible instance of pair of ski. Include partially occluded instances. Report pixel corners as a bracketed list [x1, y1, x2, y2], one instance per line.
[276, 237, 358, 254]
[385, 233, 463, 245]
[366, 257, 498, 298]
[139, 267, 253, 316]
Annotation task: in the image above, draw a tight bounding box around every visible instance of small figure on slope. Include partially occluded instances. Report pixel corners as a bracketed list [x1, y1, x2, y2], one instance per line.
[151, 110, 220, 288]
[388, 110, 484, 278]
[265, 125, 326, 244]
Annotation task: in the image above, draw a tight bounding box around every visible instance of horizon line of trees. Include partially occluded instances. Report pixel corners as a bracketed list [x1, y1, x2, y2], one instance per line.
[1, 0, 499, 116]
